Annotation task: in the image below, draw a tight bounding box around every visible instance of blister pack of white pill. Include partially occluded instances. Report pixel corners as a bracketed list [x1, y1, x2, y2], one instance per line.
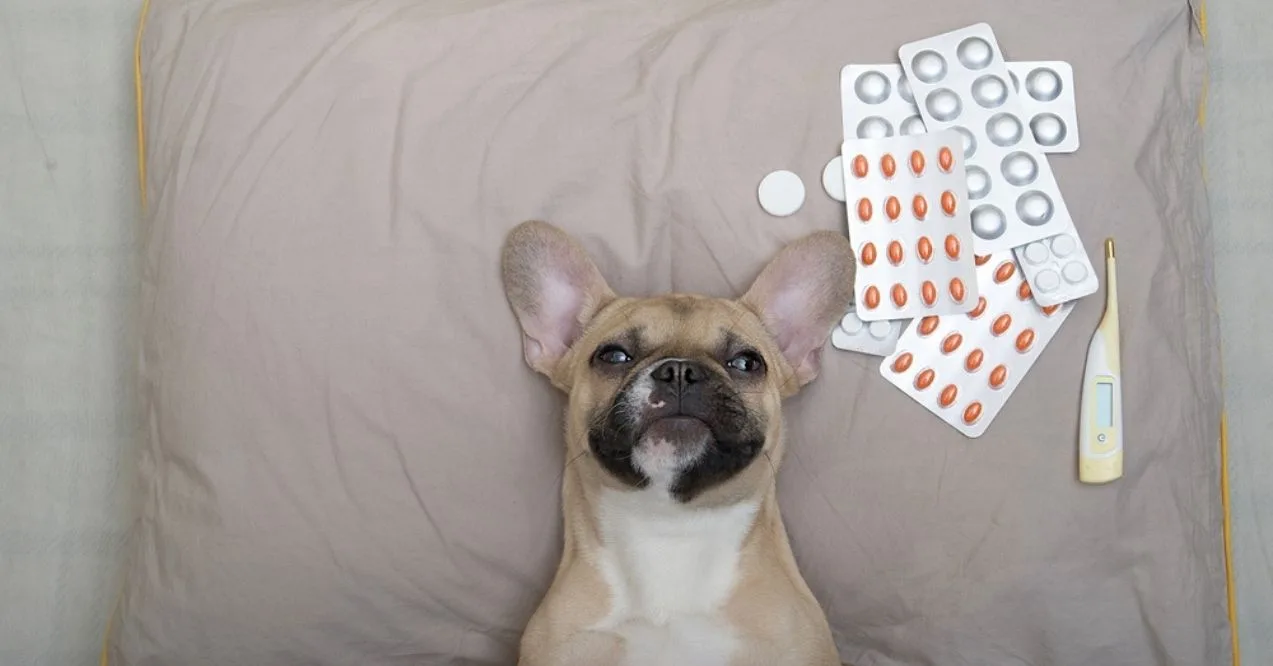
[1005, 61, 1079, 153]
[841, 62, 1081, 154]
[842, 129, 979, 321]
[840, 64, 926, 141]
[1012, 227, 1097, 306]
[898, 23, 1075, 254]
[878, 251, 1074, 437]
[831, 306, 905, 356]
[1002, 61, 1096, 304]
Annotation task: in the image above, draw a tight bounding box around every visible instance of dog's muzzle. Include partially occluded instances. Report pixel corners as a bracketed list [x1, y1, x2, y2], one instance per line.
[587, 357, 767, 501]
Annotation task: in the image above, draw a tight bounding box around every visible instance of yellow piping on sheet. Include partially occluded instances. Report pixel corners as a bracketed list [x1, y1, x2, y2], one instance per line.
[103, 7, 151, 665]
[1194, 4, 1240, 665]
[1223, 414, 1240, 666]
[134, 0, 150, 211]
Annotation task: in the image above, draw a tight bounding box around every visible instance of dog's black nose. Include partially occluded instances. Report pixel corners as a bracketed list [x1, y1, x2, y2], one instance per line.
[651, 360, 702, 391]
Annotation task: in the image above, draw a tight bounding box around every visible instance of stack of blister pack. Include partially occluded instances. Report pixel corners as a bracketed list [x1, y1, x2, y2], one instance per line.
[827, 23, 1093, 438]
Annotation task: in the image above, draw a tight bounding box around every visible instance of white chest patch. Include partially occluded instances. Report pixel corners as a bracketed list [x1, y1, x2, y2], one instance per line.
[590, 488, 759, 666]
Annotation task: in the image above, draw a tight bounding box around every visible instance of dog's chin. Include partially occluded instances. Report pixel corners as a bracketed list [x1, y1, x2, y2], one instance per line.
[631, 416, 712, 487]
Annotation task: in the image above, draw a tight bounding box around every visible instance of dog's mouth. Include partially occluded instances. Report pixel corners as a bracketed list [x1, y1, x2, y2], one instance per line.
[628, 416, 714, 488]
[588, 413, 716, 486]
[588, 383, 767, 502]
[638, 415, 713, 446]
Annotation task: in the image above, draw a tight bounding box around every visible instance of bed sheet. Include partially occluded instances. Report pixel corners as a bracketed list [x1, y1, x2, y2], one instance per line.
[0, 1, 142, 665]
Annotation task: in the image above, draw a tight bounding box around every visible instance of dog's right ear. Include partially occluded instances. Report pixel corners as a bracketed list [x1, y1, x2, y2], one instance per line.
[501, 221, 616, 376]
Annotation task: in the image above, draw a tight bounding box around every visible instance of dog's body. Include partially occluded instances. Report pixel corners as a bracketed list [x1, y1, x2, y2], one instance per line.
[501, 222, 854, 666]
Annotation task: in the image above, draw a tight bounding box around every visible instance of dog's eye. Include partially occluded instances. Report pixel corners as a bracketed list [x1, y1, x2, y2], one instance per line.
[595, 345, 633, 365]
[726, 351, 765, 373]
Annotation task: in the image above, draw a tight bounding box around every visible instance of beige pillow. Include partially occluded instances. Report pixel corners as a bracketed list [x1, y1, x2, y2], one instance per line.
[111, 1, 1230, 664]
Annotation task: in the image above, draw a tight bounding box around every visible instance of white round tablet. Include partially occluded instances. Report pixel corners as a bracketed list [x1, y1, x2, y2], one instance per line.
[1022, 241, 1050, 265]
[1035, 269, 1062, 292]
[1050, 233, 1076, 257]
[1062, 261, 1089, 283]
[868, 321, 893, 340]
[821, 157, 846, 202]
[840, 310, 865, 334]
[758, 170, 806, 217]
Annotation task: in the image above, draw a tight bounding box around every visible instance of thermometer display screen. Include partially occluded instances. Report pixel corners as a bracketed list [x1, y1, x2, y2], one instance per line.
[1097, 381, 1114, 428]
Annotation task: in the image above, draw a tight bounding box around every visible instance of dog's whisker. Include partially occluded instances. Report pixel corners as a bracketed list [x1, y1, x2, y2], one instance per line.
[761, 450, 780, 490]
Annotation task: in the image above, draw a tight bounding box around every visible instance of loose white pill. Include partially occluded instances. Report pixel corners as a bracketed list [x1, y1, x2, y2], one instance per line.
[758, 170, 805, 217]
[822, 157, 846, 202]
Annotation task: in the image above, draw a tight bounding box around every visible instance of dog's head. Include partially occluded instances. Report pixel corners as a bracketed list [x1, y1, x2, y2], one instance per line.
[501, 221, 854, 505]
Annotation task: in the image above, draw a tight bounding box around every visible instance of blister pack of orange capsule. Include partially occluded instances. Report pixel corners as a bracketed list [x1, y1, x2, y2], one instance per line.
[878, 251, 1074, 437]
[842, 129, 979, 322]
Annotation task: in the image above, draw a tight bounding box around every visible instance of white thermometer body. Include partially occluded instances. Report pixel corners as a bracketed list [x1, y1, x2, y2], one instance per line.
[1079, 238, 1123, 484]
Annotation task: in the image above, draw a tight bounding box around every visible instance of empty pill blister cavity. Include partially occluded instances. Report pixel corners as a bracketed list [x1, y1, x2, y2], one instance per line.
[878, 250, 1075, 437]
[842, 129, 979, 322]
[1005, 61, 1080, 153]
[898, 24, 1076, 253]
[840, 64, 926, 142]
[840, 62, 1079, 160]
[831, 306, 906, 356]
[1013, 229, 1099, 306]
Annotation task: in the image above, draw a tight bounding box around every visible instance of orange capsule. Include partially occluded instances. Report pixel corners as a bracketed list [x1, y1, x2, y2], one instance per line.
[891, 283, 908, 307]
[941, 332, 963, 354]
[992, 314, 1013, 336]
[922, 280, 937, 306]
[910, 150, 926, 176]
[891, 352, 914, 373]
[852, 154, 869, 178]
[1018, 281, 1033, 301]
[918, 236, 934, 262]
[860, 242, 877, 266]
[888, 241, 904, 266]
[864, 285, 880, 309]
[975, 254, 992, 266]
[949, 278, 966, 303]
[938, 146, 955, 173]
[1016, 328, 1036, 352]
[913, 195, 928, 220]
[965, 348, 985, 372]
[857, 198, 873, 222]
[918, 316, 940, 336]
[989, 364, 1009, 389]
[941, 191, 957, 216]
[939, 384, 958, 408]
[881, 154, 897, 178]
[994, 261, 1016, 283]
[969, 296, 988, 319]
[884, 196, 901, 221]
[944, 234, 960, 260]
[915, 368, 936, 390]
[1042, 304, 1061, 316]
[962, 401, 983, 424]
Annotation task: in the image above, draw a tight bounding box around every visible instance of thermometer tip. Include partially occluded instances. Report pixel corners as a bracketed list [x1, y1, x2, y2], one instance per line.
[1104, 238, 1115, 259]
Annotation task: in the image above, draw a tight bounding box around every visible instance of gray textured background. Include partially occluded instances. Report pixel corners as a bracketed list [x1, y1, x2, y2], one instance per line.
[1, 1, 141, 664]
[0, 0, 1264, 664]
[1205, 0, 1273, 660]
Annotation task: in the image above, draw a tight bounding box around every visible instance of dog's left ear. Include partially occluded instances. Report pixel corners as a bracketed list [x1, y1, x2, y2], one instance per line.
[501, 220, 616, 377]
[740, 231, 856, 388]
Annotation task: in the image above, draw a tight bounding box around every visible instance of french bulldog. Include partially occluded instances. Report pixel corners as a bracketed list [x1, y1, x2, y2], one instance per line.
[501, 221, 854, 666]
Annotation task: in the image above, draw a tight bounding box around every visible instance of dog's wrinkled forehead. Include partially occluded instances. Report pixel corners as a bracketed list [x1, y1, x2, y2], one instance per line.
[583, 296, 774, 362]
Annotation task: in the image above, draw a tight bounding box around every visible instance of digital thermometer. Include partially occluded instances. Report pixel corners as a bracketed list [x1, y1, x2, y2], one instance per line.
[1079, 238, 1123, 484]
